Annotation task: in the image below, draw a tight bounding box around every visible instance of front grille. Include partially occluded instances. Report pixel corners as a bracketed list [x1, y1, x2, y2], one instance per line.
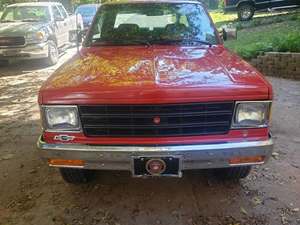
[79, 102, 234, 137]
[0, 36, 25, 47]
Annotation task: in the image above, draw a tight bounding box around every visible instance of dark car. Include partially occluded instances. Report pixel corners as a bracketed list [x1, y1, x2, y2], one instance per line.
[75, 4, 99, 30]
[224, 0, 300, 20]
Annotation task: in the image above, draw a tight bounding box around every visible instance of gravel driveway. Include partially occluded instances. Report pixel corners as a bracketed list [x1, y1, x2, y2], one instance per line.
[0, 49, 299, 225]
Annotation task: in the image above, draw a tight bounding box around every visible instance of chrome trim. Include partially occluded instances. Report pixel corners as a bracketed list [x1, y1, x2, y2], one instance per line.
[254, 1, 269, 4]
[38, 137, 273, 152]
[37, 133, 273, 171]
[231, 100, 272, 129]
[0, 42, 48, 57]
[37, 135, 273, 171]
[41, 105, 82, 133]
[49, 164, 84, 169]
[229, 161, 264, 166]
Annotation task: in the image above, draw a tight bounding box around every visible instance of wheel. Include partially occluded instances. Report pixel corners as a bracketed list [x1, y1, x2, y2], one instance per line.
[59, 168, 95, 184]
[45, 40, 58, 66]
[237, 4, 255, 21]
[214, 166, 252, 180]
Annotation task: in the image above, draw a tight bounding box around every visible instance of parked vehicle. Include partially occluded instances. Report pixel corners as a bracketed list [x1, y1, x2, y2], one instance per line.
[75, 4, 100, 30]
[0, 2, 83, 65]
[38, 0, 273, 184]
[224, 0, 300, 20]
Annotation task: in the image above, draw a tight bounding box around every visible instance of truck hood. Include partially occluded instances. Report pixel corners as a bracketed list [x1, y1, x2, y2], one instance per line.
[0, 21, 47, 36]
[40, 45, 272, 104]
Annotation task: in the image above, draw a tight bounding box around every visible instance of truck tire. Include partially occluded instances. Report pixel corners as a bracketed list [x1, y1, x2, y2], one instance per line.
[45, 40, 58, 66]
[214, 166, 252, 180]
[59, 168, 94, 184]
[237, 3, 255, 21]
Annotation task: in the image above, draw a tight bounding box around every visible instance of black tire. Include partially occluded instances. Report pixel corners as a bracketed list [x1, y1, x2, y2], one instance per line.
[59, 168, 94, 184]
[45, 40, 58, 66]
[237, 4, 255, 21]
[214, 166, 252, 180]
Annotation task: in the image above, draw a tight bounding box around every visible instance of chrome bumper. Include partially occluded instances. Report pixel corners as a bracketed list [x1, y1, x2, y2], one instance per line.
[37, 136, 273, 171]
[0, 42, 48, 60]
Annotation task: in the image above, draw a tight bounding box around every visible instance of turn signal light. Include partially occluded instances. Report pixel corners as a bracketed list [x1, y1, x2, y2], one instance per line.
[48, 159, 85, 167]
[229, 156, 265, 165]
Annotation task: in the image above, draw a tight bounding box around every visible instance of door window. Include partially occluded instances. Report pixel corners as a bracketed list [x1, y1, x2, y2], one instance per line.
[52, 6, 63, 20]
[57, 5, 68, 19]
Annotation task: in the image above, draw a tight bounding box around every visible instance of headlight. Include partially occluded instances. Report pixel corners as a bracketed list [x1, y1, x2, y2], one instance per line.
[42, 106, 81, 131]
[232, 101, 272, 128]
[26, 30, 47, 44]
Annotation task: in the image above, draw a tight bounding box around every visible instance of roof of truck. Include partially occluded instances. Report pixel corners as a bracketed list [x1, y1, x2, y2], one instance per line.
[7, 2, 62, 7]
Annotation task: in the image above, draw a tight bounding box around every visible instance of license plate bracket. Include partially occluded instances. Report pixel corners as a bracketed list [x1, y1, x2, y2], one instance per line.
[132, 156, 182, 177]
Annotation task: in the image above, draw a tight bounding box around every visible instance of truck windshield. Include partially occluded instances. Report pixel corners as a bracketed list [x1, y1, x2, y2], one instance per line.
[86, 3, 218, 46]
[0, 6, 50, 22]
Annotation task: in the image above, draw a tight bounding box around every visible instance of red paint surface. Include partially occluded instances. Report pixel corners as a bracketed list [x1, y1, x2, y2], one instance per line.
[39, 45, 272, 105]
[43, 128, 269, 145]
[39, 43, 273, 145]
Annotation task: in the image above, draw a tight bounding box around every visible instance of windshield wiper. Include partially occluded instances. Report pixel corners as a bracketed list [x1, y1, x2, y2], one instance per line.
[91, 39, 151, 47]
[151, 38, 212, 47]
[182, 38, 212, 47]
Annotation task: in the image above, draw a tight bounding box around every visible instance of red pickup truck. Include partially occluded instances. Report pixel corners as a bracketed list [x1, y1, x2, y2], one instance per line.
[37, 0, 273, 184]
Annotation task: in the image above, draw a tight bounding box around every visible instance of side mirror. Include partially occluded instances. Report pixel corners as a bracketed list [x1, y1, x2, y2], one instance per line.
[220, 26, 237, 41]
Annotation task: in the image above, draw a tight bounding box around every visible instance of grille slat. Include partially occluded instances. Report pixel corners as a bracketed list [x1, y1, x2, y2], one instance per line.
[0, 37, 25, 47]
[79, 102, 234, 137]
[80, 110, 233, 118]
[83, 121, 230, 129]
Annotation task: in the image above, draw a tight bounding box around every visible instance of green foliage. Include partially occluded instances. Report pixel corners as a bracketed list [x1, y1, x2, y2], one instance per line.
[225, 20, 300, 59]
[218, 0, 224, 9]
[272, 33, 300, 52]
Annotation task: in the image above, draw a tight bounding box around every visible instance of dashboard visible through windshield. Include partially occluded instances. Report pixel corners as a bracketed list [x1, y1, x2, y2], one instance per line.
[85, 2, 218, 47]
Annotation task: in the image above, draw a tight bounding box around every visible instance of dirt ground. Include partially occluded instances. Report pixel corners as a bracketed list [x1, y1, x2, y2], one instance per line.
[0, 48, 299, 225]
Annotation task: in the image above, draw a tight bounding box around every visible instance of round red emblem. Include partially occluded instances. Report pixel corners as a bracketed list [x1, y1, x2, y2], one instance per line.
[153, 116, 161, 124]
[146, 159, 166, 175]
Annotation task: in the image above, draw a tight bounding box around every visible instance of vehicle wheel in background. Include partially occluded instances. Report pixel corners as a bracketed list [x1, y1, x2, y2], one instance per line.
[59, 168, 95, 184]
[45, 40, 59, 66]
[214, 166, 252, 180]
[237, 4, 255, 21]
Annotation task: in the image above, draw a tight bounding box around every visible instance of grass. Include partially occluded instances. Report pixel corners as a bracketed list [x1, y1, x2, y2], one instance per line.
[224, 19, 300, 59]
[209, 10, 237, 26]
[209, 9, 300, 59]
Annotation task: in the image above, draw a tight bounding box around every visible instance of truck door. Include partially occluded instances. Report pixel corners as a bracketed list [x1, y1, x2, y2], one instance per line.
[269, 0, 296, 8]
[57, 5, 73, 40]
[52, 5, 68, 47]
[254, 0, 272, 10]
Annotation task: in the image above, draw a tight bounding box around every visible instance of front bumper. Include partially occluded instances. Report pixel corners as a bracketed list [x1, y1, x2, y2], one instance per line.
[37, 136, 273, 171]
[0, 42, 48, 60]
